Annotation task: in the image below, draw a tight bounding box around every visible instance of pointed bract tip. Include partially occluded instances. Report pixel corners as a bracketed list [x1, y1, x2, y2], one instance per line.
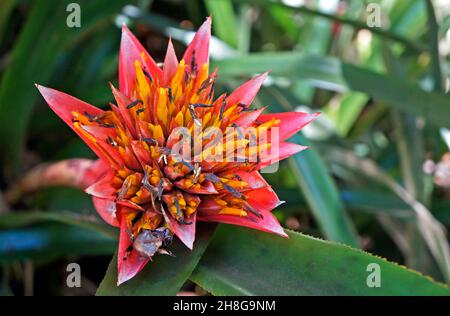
[121, 22, 130, 32]
[255, 72, 269, 83]
[120, 23, 135, 42]
[109, 81, 117, 91]
[35, 84, 53, 97]
[261, 71, 270, 79]
[273, 226, 289, 238]
[197, 16, 212, 34]
[183, 238, 194, 250]
[117, 273, 130, 286]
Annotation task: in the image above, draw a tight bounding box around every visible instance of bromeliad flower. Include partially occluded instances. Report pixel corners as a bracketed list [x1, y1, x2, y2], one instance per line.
[36, 18, 317, 285]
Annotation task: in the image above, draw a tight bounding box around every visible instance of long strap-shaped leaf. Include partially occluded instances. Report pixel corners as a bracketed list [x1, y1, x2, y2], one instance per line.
[191, 225, 450, 295]
[288, 134, 359, 247]
[213, 53, 450, 128]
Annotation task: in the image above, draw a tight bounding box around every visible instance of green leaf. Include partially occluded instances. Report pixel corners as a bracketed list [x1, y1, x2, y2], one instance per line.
[0, 0, 16, 45]
[288, 134, 359, 247]
[334, 92, 370, 137]
[342, 188, 412, 219]
[425, 0, 444, 92]
[205, 0, 238, 48]
[96, 223, 216, 295]
[191, 225, 450, 295]
[0, 223, 116, 264]
[213, 52, 450, 128]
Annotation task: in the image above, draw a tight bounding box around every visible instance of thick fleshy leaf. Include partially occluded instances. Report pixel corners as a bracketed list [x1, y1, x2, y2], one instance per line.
[226, 72, 268, 107]
[183, 17, 211, 73]
[258, 111, 319, 141]
[117, 213, 148, 285]
[162, 39, 178, 86]
[119, 24, 162, 96]
[92, 197, 120, 227]
[191, 226, 450, 295]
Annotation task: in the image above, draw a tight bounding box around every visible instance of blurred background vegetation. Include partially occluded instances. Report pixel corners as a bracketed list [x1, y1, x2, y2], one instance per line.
[1, 0, 450, 295]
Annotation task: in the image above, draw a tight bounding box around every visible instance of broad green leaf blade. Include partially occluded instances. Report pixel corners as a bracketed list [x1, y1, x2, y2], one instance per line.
[205, 0, 238, 48]
[191, 225, 450, 295]
[96, 224, 215, 296]
[0, 223, 116, 264]
[288, 134, 359, 247]
[213, 53, 450, 128]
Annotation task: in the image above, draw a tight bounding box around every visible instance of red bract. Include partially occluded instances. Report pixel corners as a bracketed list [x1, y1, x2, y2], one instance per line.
[36, 18, 317, 285]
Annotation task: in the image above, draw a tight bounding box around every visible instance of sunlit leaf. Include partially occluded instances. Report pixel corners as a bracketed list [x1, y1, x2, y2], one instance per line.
[191, 225, 450, 295]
